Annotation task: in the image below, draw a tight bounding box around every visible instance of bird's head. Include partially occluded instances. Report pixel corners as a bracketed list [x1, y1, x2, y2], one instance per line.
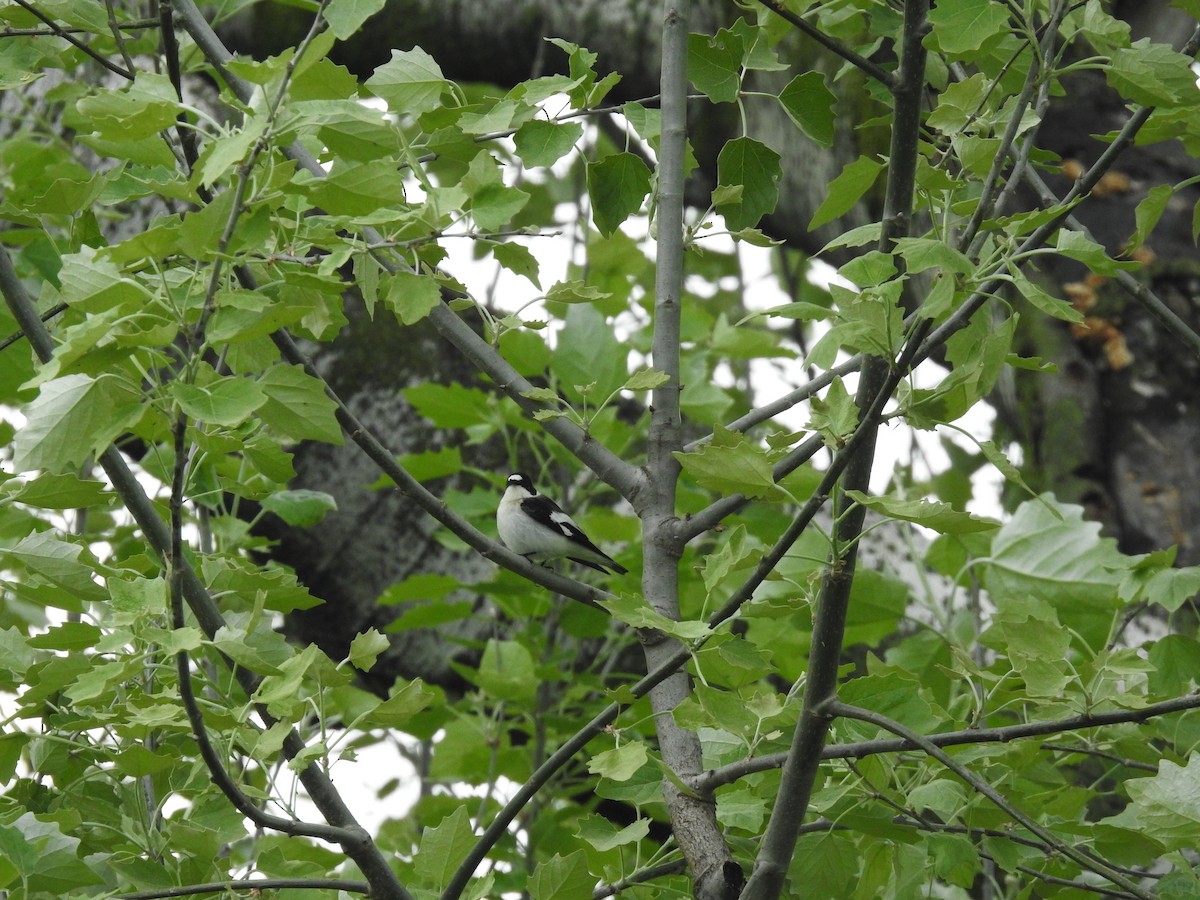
[507, 472, 535, 494]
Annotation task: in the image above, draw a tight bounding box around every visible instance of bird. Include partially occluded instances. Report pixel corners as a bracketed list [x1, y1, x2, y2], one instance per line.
[497, 472, 628, 575]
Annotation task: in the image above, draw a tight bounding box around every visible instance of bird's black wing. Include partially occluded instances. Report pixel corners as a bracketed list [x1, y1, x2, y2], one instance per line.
[519, 494, 594, 545]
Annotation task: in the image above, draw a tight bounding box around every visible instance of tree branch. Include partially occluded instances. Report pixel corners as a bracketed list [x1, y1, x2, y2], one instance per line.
[691, 689, 1200, 792]
[265, 326, 612, 608]
[7, 0, 134, 78]
[117, 878, 370, 900]
[168, 0, 645, 502]
[754, 0, 896, 89]
[638, 0, 740, 895]
[829, 701, 1154, 900]
[0, 242, 415, 900]
[743, 4, 929, 894]
[916, 20, 1200, 367]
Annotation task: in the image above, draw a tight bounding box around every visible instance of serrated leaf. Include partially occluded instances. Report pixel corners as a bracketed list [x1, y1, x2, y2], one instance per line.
[624, 368, 669, 391]
[588, 152, 652, 237]
[365, 47, 447, 114]
[807, 377, 859, 448]
[476, 639, 536, 702]
[1054, 230, 1140, 276]
[260, 489, 337, 526]
[715, 137, 781, 231]
[587, 741, 648, 781]
[1102, 756, 1200, 851]
[14, 374, 142, 474]
[545, 279, 612, 304]
[384, 271, 441, 325]
[674, 425, 779, 499]
[778, 72, 836, 147]
[844, 490, 999, 534]
[1007, 267, 1083, 323]
[601, 593, 712, 640]
[348, 628, 389, 670]
[985, 496, 1125, 618]
[927, 0, 1010, 54]
[323, 0, 387, 39]
[258, 365, 343, 444]
[172, 377, 267, 426]
[490, 241, 541, 287]
[529, 850, 595, 900]
[810, 156, 883, 230]
[688, 31, 741, 103]
[513, 119, 583, 167]
[7, 530, 107, 608]
[414, 806, 475, 890]
[1130, 183, 1174, 252]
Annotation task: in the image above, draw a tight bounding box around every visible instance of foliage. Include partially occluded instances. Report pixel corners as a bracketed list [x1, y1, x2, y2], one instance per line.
[0, 0, 1198, 898]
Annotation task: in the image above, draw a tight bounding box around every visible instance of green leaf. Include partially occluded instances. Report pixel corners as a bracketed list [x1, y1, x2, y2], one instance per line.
[57, 246, 153, 314]
[588, 741, 648, 781]
[13, 374, 142, 474]
[172, 377, 267, 426]
[601, 593, 712, 640]
[364, 47, 447, 114]
[588, 152, 652, 237]
[26, 621, 102, 651]
[7, 473, 111, 509]
[260, 489, 338, 526]
[577, 815, 651, 852]
[552, 304, 627, 400]
[529, 851, 594, 900]
[777, 72, 836, 147]
[1007, 267, 1083, 323]
[674, 425, 779, 499]
[985, 496, 1125, 626]
[715, 137, 781, 231]
[624, 368, 670, 391]
[688, 31, 742, 104]
[7, 531, 107, 609]
[362, 678, 436, 728]
[308, 159, 408, 216]
[384, 271, 442, 325]
[893, 238, 973, 275]
[323, 0, 387, 39]
[545, 279, 612, 304]
[844, 491, 999, 534]
[927, 0, 1010, 54]
[807, 377, 859, 448]
[1108, 39, 1200, 108]
[74, 72, 182, 139]
[1103, 756, 1200, 851]
[404, 382, 491, 428]
[1053, 230, 1140, 276]
[1130, 183, 1174, 252]
[107, 575, 166, 613]
[414, 806, 475, 890]
[348, 627, 389, 670]
[514, 119, 583, 168]
[258, 365, 343, 444]
[476, 639, 537, 702]
[490, 241, 541, 287]
[809, 156, 883, 230]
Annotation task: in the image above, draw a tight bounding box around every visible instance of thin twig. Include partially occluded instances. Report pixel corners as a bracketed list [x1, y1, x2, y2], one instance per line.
[8, 0, 134, 79]
[692, 689, 1200, 792]
[0, 242, 416, 900]
[117, 878, 370, 900]
[754, 0, 896, 89]
[830, 701, 1153, 899]
[0, 301, 66, 352]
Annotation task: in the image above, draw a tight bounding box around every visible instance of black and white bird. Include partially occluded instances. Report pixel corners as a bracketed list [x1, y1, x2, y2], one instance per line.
[497, 472, 628, 575]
